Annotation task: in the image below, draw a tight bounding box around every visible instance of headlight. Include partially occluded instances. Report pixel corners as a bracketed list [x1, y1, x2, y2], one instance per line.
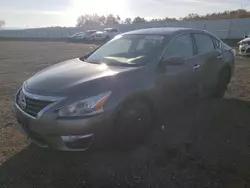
[58, 91, 112, 117]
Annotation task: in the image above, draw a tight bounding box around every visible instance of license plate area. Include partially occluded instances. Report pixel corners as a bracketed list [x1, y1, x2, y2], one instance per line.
[16, 116, 29, 137]
[17, 116, 48, 146]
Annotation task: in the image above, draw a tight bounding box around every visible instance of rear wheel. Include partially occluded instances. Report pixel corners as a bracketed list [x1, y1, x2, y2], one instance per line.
[212, 68, 231, 98]
[113, 100, 152, 150]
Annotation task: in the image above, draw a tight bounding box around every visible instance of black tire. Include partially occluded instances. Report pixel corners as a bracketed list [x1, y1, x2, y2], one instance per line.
[113, 100, 152, 150]
[212, 68, 231, 98]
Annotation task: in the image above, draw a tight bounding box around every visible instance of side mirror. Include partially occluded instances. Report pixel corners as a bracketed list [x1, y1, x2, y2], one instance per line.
[160, 57, 185, 66]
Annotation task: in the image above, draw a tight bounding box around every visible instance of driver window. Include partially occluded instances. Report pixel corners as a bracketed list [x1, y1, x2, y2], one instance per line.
[163, 34, 194, 59]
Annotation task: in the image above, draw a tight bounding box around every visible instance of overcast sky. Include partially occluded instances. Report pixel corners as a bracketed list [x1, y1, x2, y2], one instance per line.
[0, 0, 250, 28]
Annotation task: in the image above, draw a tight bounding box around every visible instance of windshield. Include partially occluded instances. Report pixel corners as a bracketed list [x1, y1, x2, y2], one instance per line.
[86, 34, 166, 66]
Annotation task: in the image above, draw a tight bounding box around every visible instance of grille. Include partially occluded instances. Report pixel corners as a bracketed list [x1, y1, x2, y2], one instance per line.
[17, 90, 54, 118]
[25, 97, 53, 117]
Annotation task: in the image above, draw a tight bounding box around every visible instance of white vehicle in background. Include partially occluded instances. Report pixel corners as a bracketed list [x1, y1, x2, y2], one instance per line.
[75, 33, 86, 40]
[104, 28, 119, 39]
[238, 36, 250, 56]
[84, 30, 97, 41]
[94, 31, 109, 41]
[93, 28, 119, 41]
[68, 32, 84, 41]
[68, 29, 119, 42]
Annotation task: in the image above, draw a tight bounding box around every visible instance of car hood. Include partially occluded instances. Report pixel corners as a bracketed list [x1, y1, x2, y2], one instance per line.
[24, 58, 139, 96]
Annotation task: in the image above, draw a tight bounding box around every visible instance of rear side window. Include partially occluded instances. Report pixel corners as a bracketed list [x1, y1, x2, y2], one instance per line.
[194, 34, 215, 54]
[164, 34, 194, 59]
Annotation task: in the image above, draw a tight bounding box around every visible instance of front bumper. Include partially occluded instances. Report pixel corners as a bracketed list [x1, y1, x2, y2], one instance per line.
[15, 104, 114, 151]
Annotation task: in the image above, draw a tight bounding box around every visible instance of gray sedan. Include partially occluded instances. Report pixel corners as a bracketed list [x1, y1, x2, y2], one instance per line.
[15, 27, 235, 151]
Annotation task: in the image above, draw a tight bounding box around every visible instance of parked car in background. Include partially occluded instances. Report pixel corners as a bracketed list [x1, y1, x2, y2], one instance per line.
[104, 28, 119, 39]
[84, 30, 97, 41]
[238, 37, 250, 55]
[93, 31, 108, 41]
[68, 30, 98, 42]
[67, 32, 84, 41]
[15, 28, 235, 151]
[93, 28, 119, 41]
[75, 33, 86, 41]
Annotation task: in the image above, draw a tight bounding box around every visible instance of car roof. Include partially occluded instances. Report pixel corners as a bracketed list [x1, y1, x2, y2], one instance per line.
[123, 27, 204, 36]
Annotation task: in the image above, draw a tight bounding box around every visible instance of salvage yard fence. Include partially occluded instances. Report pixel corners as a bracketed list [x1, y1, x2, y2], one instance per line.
[0, 17, 250, 40]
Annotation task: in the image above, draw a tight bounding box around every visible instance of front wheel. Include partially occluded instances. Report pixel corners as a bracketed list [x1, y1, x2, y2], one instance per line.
[212, 68, 231, 98]
[113, 100, 152, 149]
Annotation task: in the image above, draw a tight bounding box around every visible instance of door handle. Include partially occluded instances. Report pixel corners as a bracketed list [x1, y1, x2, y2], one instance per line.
[193, 64, 200, 70]
[217, 54, 223, 59]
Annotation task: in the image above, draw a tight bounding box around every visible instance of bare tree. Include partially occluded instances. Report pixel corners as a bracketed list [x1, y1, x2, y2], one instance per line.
[106, 14, 119, 25]
[124, 18, 132, 24]
[76, 14, 120, 27]
[116, 15, 121, 24]
[182, 9, 250, 20]
[76, 8, 250, 27]
[76, 14, 101, 27]
[0, 20, 5, 28]
[132, 17, 146, 24]
[98, 15, 107, 25]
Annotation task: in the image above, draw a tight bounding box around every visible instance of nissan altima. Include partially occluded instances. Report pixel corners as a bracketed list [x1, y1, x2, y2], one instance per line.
[15, 27, 235, 151]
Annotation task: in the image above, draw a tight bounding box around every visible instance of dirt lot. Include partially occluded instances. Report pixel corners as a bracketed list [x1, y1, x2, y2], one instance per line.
[0, 41, 250, 188]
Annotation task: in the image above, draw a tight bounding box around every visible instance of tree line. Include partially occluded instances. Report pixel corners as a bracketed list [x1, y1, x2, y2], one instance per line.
[76, 9, 250, 27]
[0, 20, 5, 28]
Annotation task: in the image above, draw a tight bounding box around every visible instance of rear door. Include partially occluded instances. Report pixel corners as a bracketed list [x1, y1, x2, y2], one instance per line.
[156, 33, 201, 102]
[192, 33, 224, 94]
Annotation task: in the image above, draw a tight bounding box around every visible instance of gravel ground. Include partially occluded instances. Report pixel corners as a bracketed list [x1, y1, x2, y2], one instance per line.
[0, 41, 250, 188]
